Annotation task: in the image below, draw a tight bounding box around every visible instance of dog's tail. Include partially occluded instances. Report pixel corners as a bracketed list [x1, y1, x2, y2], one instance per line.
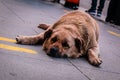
[38, 24, 49, 30]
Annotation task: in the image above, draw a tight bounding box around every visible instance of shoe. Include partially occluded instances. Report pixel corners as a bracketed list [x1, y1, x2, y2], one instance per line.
[72, 6, 78, 10]
[85, 9, 96, 16]
[97, 11, 102, 17]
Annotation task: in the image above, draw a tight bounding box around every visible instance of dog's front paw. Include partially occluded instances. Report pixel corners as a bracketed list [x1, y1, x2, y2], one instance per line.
[89, 57, 102, 66]
[16, 35, 22, 44]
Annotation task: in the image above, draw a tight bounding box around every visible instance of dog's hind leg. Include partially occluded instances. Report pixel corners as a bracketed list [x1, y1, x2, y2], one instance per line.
[38, 24, 50, 30]
[16, 32, 44, 45]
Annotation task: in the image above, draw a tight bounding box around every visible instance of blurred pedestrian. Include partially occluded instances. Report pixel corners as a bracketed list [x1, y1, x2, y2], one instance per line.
[105, 0, 120, 25]
[86, 0, 105, 17]
[64, 0, 80, 10]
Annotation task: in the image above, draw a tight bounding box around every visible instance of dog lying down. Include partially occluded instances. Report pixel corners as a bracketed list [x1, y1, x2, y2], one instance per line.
[16, 11, 102, 66]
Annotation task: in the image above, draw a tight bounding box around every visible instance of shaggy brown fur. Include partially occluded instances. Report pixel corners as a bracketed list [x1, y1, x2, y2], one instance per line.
[16, 11, 102, 66]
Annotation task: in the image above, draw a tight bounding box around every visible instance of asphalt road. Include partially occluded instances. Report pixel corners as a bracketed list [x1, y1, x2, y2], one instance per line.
[0, 0, 120, 80]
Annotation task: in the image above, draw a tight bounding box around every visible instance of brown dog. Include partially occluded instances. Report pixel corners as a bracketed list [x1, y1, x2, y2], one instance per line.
[16, 11, 102, 66]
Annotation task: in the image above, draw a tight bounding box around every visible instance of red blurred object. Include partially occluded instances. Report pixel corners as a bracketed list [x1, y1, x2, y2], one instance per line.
[66, 0, 79, 5]
[64, 0, 80, 9]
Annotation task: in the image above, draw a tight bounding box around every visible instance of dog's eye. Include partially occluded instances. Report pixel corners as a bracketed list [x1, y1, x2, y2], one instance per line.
[51, 36, 57, 43]
[62, 41, 70, 48]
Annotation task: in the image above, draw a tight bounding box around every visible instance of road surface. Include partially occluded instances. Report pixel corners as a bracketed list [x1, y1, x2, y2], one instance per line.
[0, 0, 120, 80]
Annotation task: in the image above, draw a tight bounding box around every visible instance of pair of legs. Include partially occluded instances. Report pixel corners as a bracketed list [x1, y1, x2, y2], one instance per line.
[86, 0, 105, 17]
[90, 0, 105, 12]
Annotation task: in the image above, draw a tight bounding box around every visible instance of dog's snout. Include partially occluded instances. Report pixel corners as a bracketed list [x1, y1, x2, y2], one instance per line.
[50, 47, 59, 54]
[47, 47, 60, 57]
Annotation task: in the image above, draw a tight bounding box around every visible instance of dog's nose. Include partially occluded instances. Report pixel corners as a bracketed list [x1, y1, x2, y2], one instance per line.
[50, 47, 59, 55]
[48, 47, 59, 57]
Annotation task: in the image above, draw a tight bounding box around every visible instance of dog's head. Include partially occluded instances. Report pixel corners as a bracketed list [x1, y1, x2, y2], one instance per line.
[43, 28, 82, 58]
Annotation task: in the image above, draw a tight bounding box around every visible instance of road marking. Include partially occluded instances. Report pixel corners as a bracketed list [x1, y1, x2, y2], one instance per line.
[108, 31, 120, 37]
[0, 37, 16, 43]
[0, 44, 37, 54]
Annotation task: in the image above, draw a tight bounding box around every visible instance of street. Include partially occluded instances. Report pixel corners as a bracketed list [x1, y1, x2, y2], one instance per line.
[0, 0, 120, 80]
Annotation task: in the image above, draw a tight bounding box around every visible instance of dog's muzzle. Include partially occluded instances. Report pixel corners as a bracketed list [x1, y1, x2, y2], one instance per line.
[47, 47, 60, 57]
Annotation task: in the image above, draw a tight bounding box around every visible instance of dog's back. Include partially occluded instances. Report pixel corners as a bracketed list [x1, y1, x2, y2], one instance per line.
[52, 11, 99, 51]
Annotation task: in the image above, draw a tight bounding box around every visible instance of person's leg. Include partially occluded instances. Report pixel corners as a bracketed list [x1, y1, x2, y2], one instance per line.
[113, 0, 120, 25]
[86, 0, 97, 15]
[97, 0, 105, 17]
[98, 0, 105, 12]
[90, 0, 98, 11]
[105, 0, 116, 22]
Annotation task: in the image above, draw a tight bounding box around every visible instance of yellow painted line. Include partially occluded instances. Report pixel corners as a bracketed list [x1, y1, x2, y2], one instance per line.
[108, 31, 120, 37]
[0, 37, 16, 43]
[0, 44, 37, 54]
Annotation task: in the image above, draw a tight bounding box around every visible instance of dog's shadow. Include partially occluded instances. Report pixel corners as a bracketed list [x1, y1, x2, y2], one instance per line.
[51, 56, 92, 66]
[51, 56, 101, 68]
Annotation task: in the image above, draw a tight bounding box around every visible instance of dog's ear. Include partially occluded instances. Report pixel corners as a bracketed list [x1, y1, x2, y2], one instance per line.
[44, 29, 53, 40]
[75, 38, 81, 53]
[38, 24, 49, 30]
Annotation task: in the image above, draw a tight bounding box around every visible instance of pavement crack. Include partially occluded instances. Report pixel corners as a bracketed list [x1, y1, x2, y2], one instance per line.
[67, 59, 120, 75]
[67, 59, 91, 80]
[1, 1, 25, 23]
